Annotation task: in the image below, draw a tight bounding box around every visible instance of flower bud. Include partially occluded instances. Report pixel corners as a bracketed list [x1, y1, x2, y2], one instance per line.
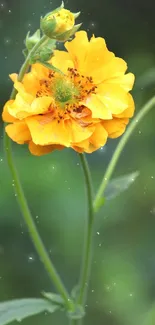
[40, 2, 81, 40]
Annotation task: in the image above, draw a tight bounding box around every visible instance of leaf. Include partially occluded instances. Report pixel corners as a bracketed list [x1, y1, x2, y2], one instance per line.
[105, 171, 139, 200]
[37, 60, 64, 75]
[42, 292, 64, 307]
[0, 298, 59, 325]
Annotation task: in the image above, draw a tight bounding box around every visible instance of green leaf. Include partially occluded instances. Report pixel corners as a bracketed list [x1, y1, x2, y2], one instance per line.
[42, 292, 64, 307]
[0, 298, 59, 325]
[36, 60, 64, 75]
[105, 171, 139, 200]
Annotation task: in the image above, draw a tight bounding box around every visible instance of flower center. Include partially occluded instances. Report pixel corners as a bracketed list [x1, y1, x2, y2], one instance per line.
[51, 76, 79, 105]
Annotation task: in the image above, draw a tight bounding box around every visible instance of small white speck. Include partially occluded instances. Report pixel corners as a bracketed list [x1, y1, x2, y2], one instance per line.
[97, 231, 100, 235]
[151, 176, 154, 179]
[91, 289, 94, 293]
[129, 293, 133, 297]
[99, 243, 102, 247]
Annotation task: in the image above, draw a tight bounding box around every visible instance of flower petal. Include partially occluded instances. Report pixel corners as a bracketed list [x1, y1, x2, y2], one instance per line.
[90, 123, 108, 147]
[31, 63, 49, 79]
[51, 50, 74, 74]
[28, 141, 64, 156]
[72, 139, 96, 153]
[114, 93, 135, 118]
[84, 36, 114, 83]
[8, 95, 53, 119]
[83, 94, 112, 119]
[107, 73, 135, 91]
[26, 114, 71, 146]
[65, 31, 89, 71]
[9, 73, 18, 82]
[2, 100, 17, 122]
[68, 118, 95, 143]
[23, 72, 40, 96]
[102, 118, 129, 138]
[5, 121, 31, 144]
[97, 83, 129, 115]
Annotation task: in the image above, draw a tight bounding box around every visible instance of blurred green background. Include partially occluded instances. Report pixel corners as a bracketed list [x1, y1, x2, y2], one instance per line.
[1, 0, 155, 324]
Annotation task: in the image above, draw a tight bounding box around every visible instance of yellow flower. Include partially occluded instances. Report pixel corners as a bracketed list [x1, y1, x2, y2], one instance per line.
[3, 31, 135, 156]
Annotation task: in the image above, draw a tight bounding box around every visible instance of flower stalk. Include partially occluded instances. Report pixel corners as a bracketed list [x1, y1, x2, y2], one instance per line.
[4, 35, 74, 312]
[77, 154, 94, 306]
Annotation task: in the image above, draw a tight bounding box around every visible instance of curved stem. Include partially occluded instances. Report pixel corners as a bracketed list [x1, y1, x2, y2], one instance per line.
[77, 154, 94, 306]
[93, 96, 155, 213]
[4, 35, 74, 311]
[10, 34, 47, 98]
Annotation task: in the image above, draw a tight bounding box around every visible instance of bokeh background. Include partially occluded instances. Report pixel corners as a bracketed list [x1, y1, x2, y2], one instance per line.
[1, 0, 155, 324]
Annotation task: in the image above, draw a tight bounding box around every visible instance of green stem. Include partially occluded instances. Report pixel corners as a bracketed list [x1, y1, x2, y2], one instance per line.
[77, 154, 94, 306]
[10, 34, 47, 99]
[4, 35, 74, 311]
[93, 96, 155, 213]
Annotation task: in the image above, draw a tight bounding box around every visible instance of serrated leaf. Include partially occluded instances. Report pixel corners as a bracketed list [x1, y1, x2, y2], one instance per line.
[0, 298, 59, 325]
[105, 171, 139, 200]
[42, 292, 64, 307]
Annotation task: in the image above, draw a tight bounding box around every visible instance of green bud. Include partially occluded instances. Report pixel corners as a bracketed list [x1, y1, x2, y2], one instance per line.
[40, 2, 81, 41]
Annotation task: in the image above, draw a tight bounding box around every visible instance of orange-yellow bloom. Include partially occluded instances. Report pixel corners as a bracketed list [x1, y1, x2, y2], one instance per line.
[2, 31, 135, 156]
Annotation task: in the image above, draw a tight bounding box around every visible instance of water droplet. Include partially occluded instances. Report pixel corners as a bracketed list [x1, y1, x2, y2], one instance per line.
[14, 193, 17, 197]
[151, 176, 154, 179]
[97, 231, 100, 235]
[89, 21, 97, 30]
[4, 56, 7, 59]
[91, 289, 94, 293]
[8, 9, 11, 13]
[129, 293, 133, 297]
[104, 177, 107, 181]
[138, 130, 142, 134]
[28, 254, 35, 262]
[99, 243, 102, 247]
[77, 163, 79, 166]
[4, 38, 11, 45]
[0, 158, 3, 162]
[36, 215, 39, 219]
